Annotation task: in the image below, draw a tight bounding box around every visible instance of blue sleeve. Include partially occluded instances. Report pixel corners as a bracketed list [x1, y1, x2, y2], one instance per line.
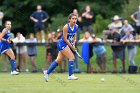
[43, 11, 49, 19]
[31, 12, 36, 18]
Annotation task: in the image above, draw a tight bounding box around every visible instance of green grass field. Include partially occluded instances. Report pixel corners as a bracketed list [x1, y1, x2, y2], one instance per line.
[0, 73, 140, 93]
[0, 43, 140, 93]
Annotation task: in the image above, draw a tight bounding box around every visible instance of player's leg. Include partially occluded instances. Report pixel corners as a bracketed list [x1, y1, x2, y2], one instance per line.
[44, 51, 65, 81]
[61, 46, 78, 80]
[5, 49, 19, 75]
[47, 52, 65, 74]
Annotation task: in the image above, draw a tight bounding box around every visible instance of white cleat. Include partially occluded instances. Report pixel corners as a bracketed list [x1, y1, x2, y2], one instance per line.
[11, 71, 19, 75]
[68, 74, 78, 80]
[43, 70, 49, 82]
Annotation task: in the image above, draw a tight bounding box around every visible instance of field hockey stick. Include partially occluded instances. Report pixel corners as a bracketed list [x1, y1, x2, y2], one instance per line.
[73, 45, 86, 63]
[75, 50, 82, 59]
[72, 45, 82, 59]
[75, 50, 87, 64]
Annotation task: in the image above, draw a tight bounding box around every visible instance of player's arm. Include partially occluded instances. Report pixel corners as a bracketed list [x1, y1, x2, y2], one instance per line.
[63, 24, 75, 51]
[0, 28, 8, 42]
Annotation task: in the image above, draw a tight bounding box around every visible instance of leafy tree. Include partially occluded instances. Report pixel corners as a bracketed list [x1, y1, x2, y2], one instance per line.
[0, 0, 47, 35]
[50, 14, 67, 31]
[93, 14, 110, 33]
[77, 0, 128, 18]
[0, 0, 129, 36]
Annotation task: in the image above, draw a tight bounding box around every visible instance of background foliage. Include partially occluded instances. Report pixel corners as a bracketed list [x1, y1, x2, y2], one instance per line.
[0, 0, 132, 36]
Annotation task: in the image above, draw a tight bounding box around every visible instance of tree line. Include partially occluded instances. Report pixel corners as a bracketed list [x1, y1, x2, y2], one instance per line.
[1, 0, 136, 36]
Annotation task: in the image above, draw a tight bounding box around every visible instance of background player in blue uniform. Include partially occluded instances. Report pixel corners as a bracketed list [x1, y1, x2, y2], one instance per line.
[0, 20, 19, 75]
[43, 13, 78, 81]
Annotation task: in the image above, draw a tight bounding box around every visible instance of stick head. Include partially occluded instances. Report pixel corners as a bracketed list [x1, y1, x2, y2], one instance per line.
[75, 50, 82, 59]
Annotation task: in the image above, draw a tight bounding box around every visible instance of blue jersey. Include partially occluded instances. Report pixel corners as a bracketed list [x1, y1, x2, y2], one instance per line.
[62, 23, 77, 43]
[3, 29, 11, 40]
[57, 24, 77, 51]
[0, 29, 11, 54]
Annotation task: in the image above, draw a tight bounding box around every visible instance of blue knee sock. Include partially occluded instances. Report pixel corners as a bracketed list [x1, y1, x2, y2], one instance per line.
[68, 61, 74, 76]
[10, 60, 16, 71]
[47, 61, 58, 74]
